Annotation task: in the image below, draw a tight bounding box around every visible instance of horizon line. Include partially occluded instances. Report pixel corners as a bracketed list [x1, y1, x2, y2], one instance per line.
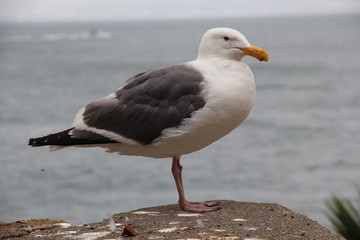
[1, 11, 359, 24]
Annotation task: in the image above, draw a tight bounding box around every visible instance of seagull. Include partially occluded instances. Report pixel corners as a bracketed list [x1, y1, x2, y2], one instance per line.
[29, 27, 268, 212]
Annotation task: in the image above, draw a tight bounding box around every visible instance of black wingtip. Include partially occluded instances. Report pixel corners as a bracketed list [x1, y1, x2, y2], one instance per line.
[27, 128, 73, 147]
[28, 137, 47, 147]
[28, 138, 35, 146]
[28, 128, 118, 147]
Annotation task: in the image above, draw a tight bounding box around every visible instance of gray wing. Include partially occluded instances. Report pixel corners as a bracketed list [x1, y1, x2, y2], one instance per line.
[81, 64, 205, 144]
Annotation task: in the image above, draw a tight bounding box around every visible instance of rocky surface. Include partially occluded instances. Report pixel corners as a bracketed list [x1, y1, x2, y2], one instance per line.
[0, 200, 344, 240]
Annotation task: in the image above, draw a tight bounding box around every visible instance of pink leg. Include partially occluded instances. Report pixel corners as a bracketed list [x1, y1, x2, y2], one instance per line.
[171, 157, 220, 212]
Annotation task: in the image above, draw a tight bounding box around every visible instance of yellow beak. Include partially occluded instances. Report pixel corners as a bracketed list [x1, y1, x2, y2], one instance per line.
[239, 45, 269, 62]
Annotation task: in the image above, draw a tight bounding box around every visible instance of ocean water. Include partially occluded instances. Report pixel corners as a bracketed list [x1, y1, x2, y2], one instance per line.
[1, 15, 359, 228]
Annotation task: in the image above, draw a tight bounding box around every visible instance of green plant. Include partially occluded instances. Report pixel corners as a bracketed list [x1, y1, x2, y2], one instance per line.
[325, 189, 360, 240]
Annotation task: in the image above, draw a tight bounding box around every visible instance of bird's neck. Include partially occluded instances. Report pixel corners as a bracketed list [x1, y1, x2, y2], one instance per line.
[195, 56, 246, 73]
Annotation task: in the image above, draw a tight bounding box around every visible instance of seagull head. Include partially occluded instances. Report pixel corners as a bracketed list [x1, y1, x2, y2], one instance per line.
[198, 27, 269, 62]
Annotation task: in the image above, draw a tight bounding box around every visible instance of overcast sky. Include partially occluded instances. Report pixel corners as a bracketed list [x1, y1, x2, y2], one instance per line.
[1, 0, 360, 22]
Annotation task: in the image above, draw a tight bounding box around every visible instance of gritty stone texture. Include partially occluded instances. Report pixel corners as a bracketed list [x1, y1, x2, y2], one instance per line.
[0, 200, 344, 240]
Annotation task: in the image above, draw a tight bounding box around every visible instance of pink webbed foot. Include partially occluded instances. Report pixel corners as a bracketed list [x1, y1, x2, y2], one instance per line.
[179, 200, 221, 213]
[171, 157, 221, 213]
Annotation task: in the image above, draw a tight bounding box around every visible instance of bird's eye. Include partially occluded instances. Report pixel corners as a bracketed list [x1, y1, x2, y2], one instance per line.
[223, 36, 230, 41]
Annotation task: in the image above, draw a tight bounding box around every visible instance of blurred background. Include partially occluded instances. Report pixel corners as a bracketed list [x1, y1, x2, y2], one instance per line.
[1, 0, 360, 229]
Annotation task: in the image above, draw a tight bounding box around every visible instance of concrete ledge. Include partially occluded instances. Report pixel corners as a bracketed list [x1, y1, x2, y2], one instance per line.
[0, 200, 344, 240]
